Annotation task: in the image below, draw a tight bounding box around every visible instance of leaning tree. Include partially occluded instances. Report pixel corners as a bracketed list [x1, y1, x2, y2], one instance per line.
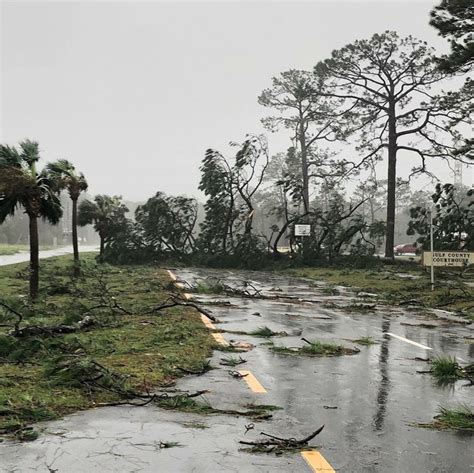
[198, 135, 269, 254]
[0, 140, 62, 299]
[46, 159, 88, 276]
[315, 31, 471, 259]
[78, 195, 128, 258]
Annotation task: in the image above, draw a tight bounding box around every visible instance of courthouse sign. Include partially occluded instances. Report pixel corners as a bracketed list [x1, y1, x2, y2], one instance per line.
[423, 251, 474, 267]
[294, 224, 311, 237]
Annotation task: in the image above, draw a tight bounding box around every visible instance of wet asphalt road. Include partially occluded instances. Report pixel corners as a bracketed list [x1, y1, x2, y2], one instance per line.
[0, 267, 472, 472]
[0, 246, 99, 267]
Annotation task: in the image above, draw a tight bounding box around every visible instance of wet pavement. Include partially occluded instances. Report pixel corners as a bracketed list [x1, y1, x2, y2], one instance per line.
[0, 246, 99, 267]
[1, 267, 473, 472]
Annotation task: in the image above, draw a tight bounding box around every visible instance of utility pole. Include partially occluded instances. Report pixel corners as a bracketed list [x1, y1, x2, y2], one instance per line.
[429, 208, 434, 291]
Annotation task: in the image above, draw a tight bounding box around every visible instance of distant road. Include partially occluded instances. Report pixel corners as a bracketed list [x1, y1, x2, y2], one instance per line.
[0, 245, 99, 266]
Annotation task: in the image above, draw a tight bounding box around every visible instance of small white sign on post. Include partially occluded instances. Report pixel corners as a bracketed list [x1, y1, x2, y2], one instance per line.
[423, 251, 474, 267]
[294, 224, 311, 237]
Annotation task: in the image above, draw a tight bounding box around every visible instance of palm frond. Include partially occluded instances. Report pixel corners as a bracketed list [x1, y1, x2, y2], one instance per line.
[39, 190, 63, 224]
[19, 140, 40, 167]
[0, 145, 22, 169]
[0, 194, 20, 223]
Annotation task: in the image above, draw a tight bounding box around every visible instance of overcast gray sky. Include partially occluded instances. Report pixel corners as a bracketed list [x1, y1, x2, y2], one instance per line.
[1, 0, 471, 201]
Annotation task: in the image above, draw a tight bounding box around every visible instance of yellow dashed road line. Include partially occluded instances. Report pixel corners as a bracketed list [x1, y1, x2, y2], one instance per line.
[301, 451, 335, 472]
[169, 268, 334, 473]
[212, 332, 229, 346]
[238, 370, 267, 393]
[201, 314, 216, 330]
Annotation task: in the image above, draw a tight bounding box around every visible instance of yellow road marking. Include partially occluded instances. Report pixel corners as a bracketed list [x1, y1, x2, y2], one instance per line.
[212, 333, 229, 346]
[167, 270, 177, 281]
[238, 370, 267, 393]
[175, 282, 185, 289]
[183, 293, 192, 300]
[201, 314, 216, 330]
[301, 451, 335, 472]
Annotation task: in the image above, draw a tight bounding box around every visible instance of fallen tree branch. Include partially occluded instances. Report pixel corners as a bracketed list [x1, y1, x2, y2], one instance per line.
[12, 316, 96, 338]
[239, 425, 325, 452]
[153, 296, 218, 322]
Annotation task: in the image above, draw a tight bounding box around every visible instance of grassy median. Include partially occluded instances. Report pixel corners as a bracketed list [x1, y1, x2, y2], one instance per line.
[0, 254, 214, 441]
[287, 264, 474, 319]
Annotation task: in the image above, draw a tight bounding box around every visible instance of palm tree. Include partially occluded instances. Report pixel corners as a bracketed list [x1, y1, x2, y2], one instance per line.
[78, 195, 128, 258]
[46, 160, 88, 276]
[0, 140, 62, 299]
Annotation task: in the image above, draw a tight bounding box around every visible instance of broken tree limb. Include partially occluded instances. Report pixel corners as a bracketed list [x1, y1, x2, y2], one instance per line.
[11, 316, 96, 338]
[153, 296, 218, 322]
[239, 425, 325, 451]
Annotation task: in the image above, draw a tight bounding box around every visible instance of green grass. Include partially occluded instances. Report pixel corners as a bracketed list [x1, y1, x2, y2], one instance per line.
[321, 286, 340, 295]
[431, 405, 474, 431]
[430, 356, 461, 382]
[271, 339, 359, 357]
[0, 254, 214, 440]
[353, 336, 376, 346]
[250, 326, 282, 338]
[286, 266, 474, 317]
[429, 357, 474, 385]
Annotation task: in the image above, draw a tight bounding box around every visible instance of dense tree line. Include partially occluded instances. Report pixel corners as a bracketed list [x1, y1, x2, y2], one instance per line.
[1, 1, 472, 292]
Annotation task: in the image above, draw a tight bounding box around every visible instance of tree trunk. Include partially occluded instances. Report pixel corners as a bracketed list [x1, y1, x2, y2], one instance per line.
[298, 112, 312, 262]
[29, 214, 39, 300]
[99, 234, 105, 257]
[384, 102, 397, 260]
[72, 197, 80, 276]
[298, 114, 310, 214]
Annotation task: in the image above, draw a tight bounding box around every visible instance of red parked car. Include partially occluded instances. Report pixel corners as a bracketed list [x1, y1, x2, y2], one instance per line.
[394, 244, 417, 255]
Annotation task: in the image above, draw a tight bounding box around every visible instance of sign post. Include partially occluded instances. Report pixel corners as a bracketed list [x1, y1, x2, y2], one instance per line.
[294, 224, 311, 237]
[429, 209, 434, 291]
[294, 224, 311, 259]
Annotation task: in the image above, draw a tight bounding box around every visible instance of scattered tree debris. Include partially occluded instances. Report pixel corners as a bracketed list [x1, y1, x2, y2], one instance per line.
[153, 296, 218, 322]
[271, 339, 359, 357]
[229, 370, 248, 378]
[245, 423, 255, 434]
[177, 360, 213, 375]
[250, 326, 287, 338]
[239, 425, 325, 453]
